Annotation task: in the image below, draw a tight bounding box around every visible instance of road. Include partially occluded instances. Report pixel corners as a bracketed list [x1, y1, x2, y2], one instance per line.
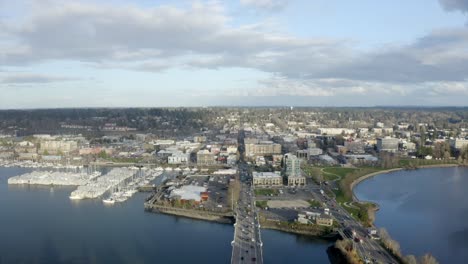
[312, 184, 397, 264]
[231, 163, 263, 264]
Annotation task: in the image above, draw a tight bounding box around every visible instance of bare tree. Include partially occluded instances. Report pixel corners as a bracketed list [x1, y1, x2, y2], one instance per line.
[419, 254, 439, 264]
[403, 255, 418, 264]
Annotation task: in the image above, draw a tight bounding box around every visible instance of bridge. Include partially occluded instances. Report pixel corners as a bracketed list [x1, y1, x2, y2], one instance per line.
[231, 181, 263, 264]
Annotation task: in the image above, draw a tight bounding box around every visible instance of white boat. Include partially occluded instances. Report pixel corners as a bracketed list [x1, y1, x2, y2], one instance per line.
[102, 198, 115, 204]
[69, 194, 83, 200]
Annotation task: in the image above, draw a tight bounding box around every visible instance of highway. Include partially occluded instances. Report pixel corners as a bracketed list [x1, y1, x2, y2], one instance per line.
[314, 184, 397, 264]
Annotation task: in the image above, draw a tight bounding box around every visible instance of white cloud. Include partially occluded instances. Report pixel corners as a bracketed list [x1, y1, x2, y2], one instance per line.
[0, 0, 468, 104]
[240, 0, 290, 11]
[0, 73, 79, 84]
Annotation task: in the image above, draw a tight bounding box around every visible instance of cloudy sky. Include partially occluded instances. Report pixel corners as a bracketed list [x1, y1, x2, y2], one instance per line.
[1, 0, 468, 108]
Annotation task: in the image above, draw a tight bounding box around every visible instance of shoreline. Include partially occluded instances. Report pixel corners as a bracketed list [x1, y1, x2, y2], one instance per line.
[144, 203, 235, 224]
[259, 217, 338, 239]
[350, 164, 460, 227]
[260, 225, 338, 239]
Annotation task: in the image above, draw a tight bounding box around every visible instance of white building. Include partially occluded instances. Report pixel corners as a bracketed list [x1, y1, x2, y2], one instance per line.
[318, 128, 355, 136]
[376, 137, 399, 152]
[450, 138, 468, 150]
[252, 172, 282, 187]
[168, 152, 190, 165]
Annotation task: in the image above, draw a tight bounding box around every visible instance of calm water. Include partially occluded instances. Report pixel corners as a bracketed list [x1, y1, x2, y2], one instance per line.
[0, 167, 332, 264]
[355, 167, 468, 264]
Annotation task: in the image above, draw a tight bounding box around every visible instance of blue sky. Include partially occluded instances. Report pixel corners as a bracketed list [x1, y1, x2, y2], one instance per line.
[1, 0, 468, 108]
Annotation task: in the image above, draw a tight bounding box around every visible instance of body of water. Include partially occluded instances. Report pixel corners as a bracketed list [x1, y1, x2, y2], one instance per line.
[355, 167, 468, 264]
[0, 167, 332, 264]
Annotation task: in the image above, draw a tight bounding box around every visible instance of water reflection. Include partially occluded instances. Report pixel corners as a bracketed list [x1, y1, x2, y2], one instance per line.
[0, 167, 332, 264]
[355, 167, 468, 264]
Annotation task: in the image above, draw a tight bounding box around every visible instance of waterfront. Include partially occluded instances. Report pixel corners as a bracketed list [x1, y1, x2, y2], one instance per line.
[0, 167, 332, 264]
[355, 167, 468, 264]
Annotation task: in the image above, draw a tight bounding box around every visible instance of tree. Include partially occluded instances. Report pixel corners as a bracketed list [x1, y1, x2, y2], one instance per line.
[403, 255, 418, 264]
[379, 228, 402, 257]
[307, 166, 323, 183]
[98, 150, 109, 159]
[419, 254, 439, 264]
[417, 146, 433, 158]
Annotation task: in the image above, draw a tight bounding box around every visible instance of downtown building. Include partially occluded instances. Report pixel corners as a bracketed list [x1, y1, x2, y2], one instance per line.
[376, 137, 399, 152]
[245, 140, 282, 157]
[284, 153, 306, 186]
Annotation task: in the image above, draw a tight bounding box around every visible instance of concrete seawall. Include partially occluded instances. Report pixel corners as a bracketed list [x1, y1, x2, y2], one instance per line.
[145, 203, 234, 224]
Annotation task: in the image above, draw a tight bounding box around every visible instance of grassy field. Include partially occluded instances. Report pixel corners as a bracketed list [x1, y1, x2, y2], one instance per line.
[321, 166, 384, 226]
[307, 162, 459, 226]
[256, 200, 268, 208]
[399, 158, 458, 167]
[308, 200, 322, 208]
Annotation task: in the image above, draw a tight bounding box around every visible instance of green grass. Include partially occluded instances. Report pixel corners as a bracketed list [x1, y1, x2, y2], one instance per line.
[322, 167, 358, 178]
[308, 200, 322, 208]
[254, 189, 279, 196]
[256, 200, 268, 208]
[399, 158, 458, 167]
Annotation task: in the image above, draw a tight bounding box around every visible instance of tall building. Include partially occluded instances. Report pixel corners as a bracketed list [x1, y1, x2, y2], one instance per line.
[284, 153, 306, 186]
[376, 137, 399, 152]
[284, 153, 301, 177]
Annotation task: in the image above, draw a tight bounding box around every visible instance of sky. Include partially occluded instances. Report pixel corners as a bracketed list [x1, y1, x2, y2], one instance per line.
[1, 0, 468, 108]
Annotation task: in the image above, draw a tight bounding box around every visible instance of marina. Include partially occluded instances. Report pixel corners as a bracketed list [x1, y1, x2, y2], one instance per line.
[70, 167, 163, 202]
[7, 170, 101, 186]
[3, 161, 166, 204]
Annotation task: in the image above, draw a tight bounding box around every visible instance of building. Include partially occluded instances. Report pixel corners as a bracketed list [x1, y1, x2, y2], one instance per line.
[40, 140, 78, 154]
[296, 149, 309, 160]
[344, 154, 378, 165]
[284, 154, 306, 186]
[255, 156, 266, 166]
[272, 154, 283, 166]
[316, 215, 334, 227]
[287, 175, 306, 186]
[308, 148, 323, 156]
[18, 153, 38, 161]
[252, 172, 282, 187]
[344, 141, 365, 154]
[376, 137, 399, 152]
[401, 141, 416, 152]
[245, 140, 282, 157]
[196, 150, 215, 166]
[168, 152, 190, 165]
[375, 122, 384, 128]
[318, 128, 355, 136]
[284, 153, 301, 177]
[227, 155, 238, 166]
[193, 136, 207, 143]
[297, 210, 333, 226]
[450, 138, 468, 150]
